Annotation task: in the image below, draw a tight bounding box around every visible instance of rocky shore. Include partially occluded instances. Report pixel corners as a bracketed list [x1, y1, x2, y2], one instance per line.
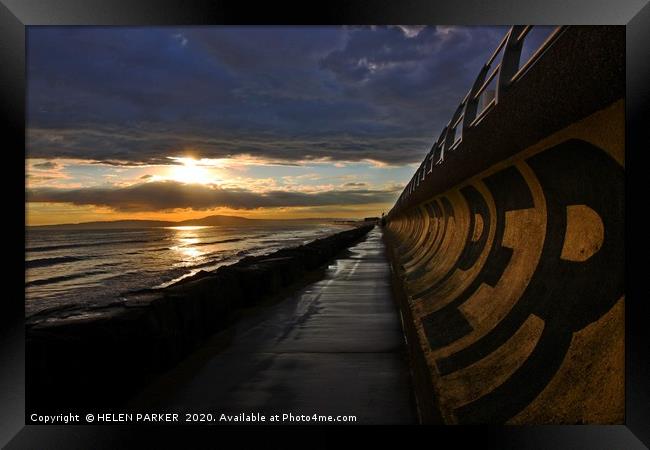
[26, 224, 374, 412]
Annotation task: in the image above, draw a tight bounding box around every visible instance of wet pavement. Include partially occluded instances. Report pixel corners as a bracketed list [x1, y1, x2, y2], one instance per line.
[130, 227, 417, 424]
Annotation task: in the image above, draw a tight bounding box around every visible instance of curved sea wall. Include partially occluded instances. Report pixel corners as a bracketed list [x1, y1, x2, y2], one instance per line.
[384, 26, 624, 424]
[27, 224, 373, 410]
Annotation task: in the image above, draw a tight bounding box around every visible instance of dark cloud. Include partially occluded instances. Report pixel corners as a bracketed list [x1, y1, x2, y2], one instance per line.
[139, 174, 153, 179]
[344, 182, 367, 187]
[319, 26, 507, 131]
[32, 161, 59, 170]
[27, 126, 430, 165]
[27, 180, 400, 212]
[27, 26, 507, 166]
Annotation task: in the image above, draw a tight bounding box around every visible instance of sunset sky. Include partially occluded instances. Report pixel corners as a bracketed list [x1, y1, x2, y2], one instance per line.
[26, 25, 506, 225]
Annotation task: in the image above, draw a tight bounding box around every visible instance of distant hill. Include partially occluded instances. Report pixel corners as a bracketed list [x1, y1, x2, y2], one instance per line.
[30, 219, 176, 230]
[177, 215, 254, 227]
[28, 215, 354, 230]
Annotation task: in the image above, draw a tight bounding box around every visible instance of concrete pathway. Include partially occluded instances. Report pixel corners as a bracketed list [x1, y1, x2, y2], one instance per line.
[131, 227, 416, 424]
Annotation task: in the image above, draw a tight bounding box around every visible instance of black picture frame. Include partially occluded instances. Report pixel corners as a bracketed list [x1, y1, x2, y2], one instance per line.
[1, 0, 648, 447]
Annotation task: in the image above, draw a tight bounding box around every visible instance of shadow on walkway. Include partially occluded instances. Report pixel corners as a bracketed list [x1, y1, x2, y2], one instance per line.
[129, 228, 417, 425]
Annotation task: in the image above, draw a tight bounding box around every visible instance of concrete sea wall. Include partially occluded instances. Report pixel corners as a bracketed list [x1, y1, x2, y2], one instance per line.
[26, 225, 374, 410]
[385, 100, 624, 425]
[383, 26, 624, 424]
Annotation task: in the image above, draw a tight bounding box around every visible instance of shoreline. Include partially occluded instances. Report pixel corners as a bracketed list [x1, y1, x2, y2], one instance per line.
[25, 221, 362, 320]
[26, 224, 375, 414]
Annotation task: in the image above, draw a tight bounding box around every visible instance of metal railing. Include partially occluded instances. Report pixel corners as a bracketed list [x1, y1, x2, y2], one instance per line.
[394, 25, 566, 210]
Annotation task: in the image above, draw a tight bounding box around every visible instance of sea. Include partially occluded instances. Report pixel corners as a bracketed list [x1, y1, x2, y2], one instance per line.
[25, 222, 352, 317]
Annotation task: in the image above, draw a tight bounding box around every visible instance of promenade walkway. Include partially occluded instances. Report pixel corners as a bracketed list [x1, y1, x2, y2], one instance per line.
[130, 227, 417, 424]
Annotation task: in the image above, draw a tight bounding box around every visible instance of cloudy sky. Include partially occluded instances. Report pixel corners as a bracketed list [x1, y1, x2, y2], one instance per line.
[26, 25, 507, 225]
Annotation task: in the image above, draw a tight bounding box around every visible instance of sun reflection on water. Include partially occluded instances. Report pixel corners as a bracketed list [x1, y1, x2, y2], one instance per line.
[169, 227, 206, 261]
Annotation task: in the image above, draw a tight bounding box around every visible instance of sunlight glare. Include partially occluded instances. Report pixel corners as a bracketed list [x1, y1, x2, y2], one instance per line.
[168, 158, 214, 185]
[169, 227, 205, 261]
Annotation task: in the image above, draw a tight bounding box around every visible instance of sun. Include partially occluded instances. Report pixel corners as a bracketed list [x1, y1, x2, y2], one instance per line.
[168, 157, 214, 185]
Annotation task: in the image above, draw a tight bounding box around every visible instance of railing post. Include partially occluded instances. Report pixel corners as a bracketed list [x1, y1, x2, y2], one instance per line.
[442, 102, 466, 153]
[497, 25, 526, 97]
[463, 64, 491, 129]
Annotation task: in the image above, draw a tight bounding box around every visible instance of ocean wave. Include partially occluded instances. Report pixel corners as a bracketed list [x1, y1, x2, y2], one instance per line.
[126, 247, 170, 254]
[27, 238, 163, 253]
[235, 246, 270, 257]
[258, 239, 283, 244]
[186, 259, 225, 270]
[26, 255, 87, 269]
[26, 270, 107, 287]
[94, 261, 125, 268]
[193, 237, 244, 246]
